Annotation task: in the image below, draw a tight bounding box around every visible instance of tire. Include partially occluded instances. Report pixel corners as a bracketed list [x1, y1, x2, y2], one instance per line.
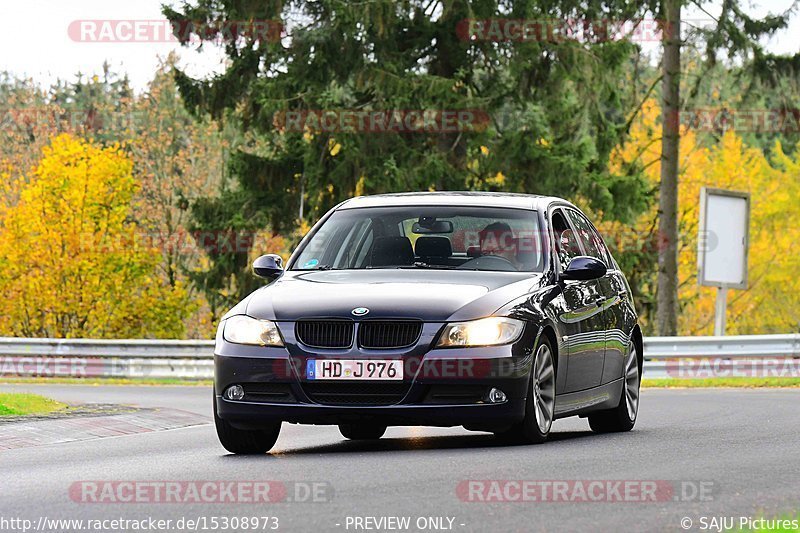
[213, 390, 281, 454]
[588, 341, 641, 433]
[338, 423, 387, 440]
[494, 334, 556, 444]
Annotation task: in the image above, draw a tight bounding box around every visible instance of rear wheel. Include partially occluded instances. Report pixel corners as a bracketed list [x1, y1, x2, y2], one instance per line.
[213, 391, 281, 454]
[588, 342, 641, 433]
[495, 336, 556, 444]
[339, 424, 387, 440]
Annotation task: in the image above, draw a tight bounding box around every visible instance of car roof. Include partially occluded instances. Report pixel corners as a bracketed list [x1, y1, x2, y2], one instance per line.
[337, 191, 574, 211]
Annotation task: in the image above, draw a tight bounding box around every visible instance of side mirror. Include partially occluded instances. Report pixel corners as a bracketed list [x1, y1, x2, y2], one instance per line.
[561, 256, 606, 281]
[253, 254, 284, 281]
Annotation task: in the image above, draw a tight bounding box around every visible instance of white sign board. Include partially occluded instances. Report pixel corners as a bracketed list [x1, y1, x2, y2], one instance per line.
[698, 187, 749, 289]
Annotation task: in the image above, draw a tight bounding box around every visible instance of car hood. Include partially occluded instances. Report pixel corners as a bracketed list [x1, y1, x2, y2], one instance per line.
[238, 269, 544, 322]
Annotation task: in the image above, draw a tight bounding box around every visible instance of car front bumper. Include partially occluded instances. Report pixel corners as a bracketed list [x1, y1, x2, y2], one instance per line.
[215, 394, 527, 430]
[214, 332, 534, 432]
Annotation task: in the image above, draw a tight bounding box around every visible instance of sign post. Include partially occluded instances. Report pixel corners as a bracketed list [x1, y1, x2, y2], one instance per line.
[697, 187, 750, 336]
[713, 287, 728, 336]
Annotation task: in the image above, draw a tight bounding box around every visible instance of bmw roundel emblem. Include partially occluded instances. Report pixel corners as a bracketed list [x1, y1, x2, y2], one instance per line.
[351, 307, 369, 316]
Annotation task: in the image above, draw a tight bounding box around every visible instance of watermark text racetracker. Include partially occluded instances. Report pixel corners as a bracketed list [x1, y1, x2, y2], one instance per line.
[0, 356, 113, 378]
[674, 107, 800, 133]
[457, 480, 717, 503]
[456, 17, 718, 43]
[70, 480, 333, 504]
[69, 227, 716, 256]
[67, 19, 283, 44]
[666, 358, 800, 378]
[273, 109, 490, 134]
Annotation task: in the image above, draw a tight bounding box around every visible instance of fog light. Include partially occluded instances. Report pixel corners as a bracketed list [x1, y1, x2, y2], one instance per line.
[487, 388, 507, 404]
[224, 384, 245, 400]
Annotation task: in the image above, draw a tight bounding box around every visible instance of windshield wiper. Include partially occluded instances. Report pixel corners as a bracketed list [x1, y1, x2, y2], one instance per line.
[395, 262, 457, 270]
[307, 264, 335, 270]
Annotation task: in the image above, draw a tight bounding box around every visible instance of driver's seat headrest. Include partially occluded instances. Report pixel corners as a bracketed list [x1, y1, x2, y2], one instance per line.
[415, 236, 452, 258]
[370, 236, 414, 267]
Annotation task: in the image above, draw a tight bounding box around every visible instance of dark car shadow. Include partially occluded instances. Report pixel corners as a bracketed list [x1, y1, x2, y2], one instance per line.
[219, 429, 600, 458]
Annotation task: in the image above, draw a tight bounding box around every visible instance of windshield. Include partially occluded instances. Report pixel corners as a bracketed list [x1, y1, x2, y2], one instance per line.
[291, 205, 544, 272]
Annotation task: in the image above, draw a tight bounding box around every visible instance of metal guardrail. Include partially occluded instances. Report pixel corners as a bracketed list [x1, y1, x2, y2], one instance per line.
[0, 338, 214, 358]
[0, 335, 798, 380]
[0, 338, 215, 380]
[644, 334, 800, 359]
[643, 334, 800, 378]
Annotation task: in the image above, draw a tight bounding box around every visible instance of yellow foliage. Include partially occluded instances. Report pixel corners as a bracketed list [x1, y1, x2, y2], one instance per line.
[0, 134, 193, 338]
[604, 100, 800, 334]
[354, 175, 367, 197]
[328, 138, 342, 157]
[678, 134, 800, 333]
[487, 171, 506, 186]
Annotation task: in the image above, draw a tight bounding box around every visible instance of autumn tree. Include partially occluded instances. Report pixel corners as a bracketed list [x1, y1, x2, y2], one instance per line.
[128, 55, 239, 333]
[1, 61, 242, 337]
[0, 134, 192, 338]
[0, 66, 134, 227]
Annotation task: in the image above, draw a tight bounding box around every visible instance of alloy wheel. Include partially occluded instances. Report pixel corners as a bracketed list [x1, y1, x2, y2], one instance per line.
[624, 344, 641, 421]
[532, 344, 556, 434]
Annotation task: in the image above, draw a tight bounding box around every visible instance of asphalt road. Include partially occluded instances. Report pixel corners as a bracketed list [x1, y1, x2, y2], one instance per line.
[0, 384, 798, 533]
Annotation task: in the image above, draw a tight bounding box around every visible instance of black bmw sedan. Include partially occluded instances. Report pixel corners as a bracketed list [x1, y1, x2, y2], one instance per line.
[213, 192, 642, 454]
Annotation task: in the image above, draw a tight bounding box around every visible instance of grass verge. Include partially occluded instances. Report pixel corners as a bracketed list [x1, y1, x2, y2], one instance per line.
[642, 377, 800, 388]
[0, 377, 212, 386]
[0, 393, 67, 416]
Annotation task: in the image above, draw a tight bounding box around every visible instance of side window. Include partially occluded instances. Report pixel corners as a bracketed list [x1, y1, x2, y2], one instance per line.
[566, 209, 612, 266]
[550, 209, 583, 272]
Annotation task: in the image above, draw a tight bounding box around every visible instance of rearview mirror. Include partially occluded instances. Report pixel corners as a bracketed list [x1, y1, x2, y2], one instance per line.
[411, 220, 453, 234]
[253, 254, 284, 281]
[561, 256, 606, 281]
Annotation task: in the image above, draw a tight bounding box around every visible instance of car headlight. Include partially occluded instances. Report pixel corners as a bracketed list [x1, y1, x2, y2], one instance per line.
[223, 315, 284, 346]
[436, 317, 525, 347]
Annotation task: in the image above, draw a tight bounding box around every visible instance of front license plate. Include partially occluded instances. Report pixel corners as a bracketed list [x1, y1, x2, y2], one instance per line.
[306, 359, 403, 381]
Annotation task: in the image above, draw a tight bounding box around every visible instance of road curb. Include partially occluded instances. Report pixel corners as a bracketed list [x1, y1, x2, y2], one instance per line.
[0, 407, 208, 450]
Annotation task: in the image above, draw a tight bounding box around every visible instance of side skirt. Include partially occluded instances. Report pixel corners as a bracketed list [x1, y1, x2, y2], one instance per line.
[553, 378, 623, 419]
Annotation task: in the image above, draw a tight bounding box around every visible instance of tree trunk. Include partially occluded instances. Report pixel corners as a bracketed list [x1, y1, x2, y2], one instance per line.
[656, 0, 681, 335]
[432, 1, 469, 189]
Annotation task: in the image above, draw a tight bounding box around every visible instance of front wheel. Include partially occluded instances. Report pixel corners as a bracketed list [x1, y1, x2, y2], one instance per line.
[588, 342, 641, 433]
[213, 391, 281, 454]
[339, 423, 387, 440]
[495, 336, 556, 444]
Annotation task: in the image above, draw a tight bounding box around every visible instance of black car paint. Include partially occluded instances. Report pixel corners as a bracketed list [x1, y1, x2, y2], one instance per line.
[214, 192, 641, 431]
